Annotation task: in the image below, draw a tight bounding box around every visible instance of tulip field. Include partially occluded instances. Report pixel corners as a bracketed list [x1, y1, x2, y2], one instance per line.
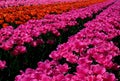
[0, 0, 120, 81]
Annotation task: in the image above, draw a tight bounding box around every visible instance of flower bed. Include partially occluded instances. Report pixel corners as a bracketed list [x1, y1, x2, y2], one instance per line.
[0, 0, 105, 28]
[15, 0, 120, 81]
[0, 0, 120, 81]
[0, 0, 79, 8]
[0, 0, 113, 56]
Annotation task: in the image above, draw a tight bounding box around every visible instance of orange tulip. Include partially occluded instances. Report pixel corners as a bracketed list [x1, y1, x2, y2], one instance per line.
[0, 20, 4, 24]
[2, 23, 9, 28]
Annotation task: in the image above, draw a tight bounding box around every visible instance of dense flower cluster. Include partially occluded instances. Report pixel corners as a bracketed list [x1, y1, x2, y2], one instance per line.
[15, 60, 116, 81]
[15, 0, 120, 81]
[50, 0, 120, 69]
[0, 0, 112, 56]
[0, 0, 105, 28]
[0, 0, 79, 8]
